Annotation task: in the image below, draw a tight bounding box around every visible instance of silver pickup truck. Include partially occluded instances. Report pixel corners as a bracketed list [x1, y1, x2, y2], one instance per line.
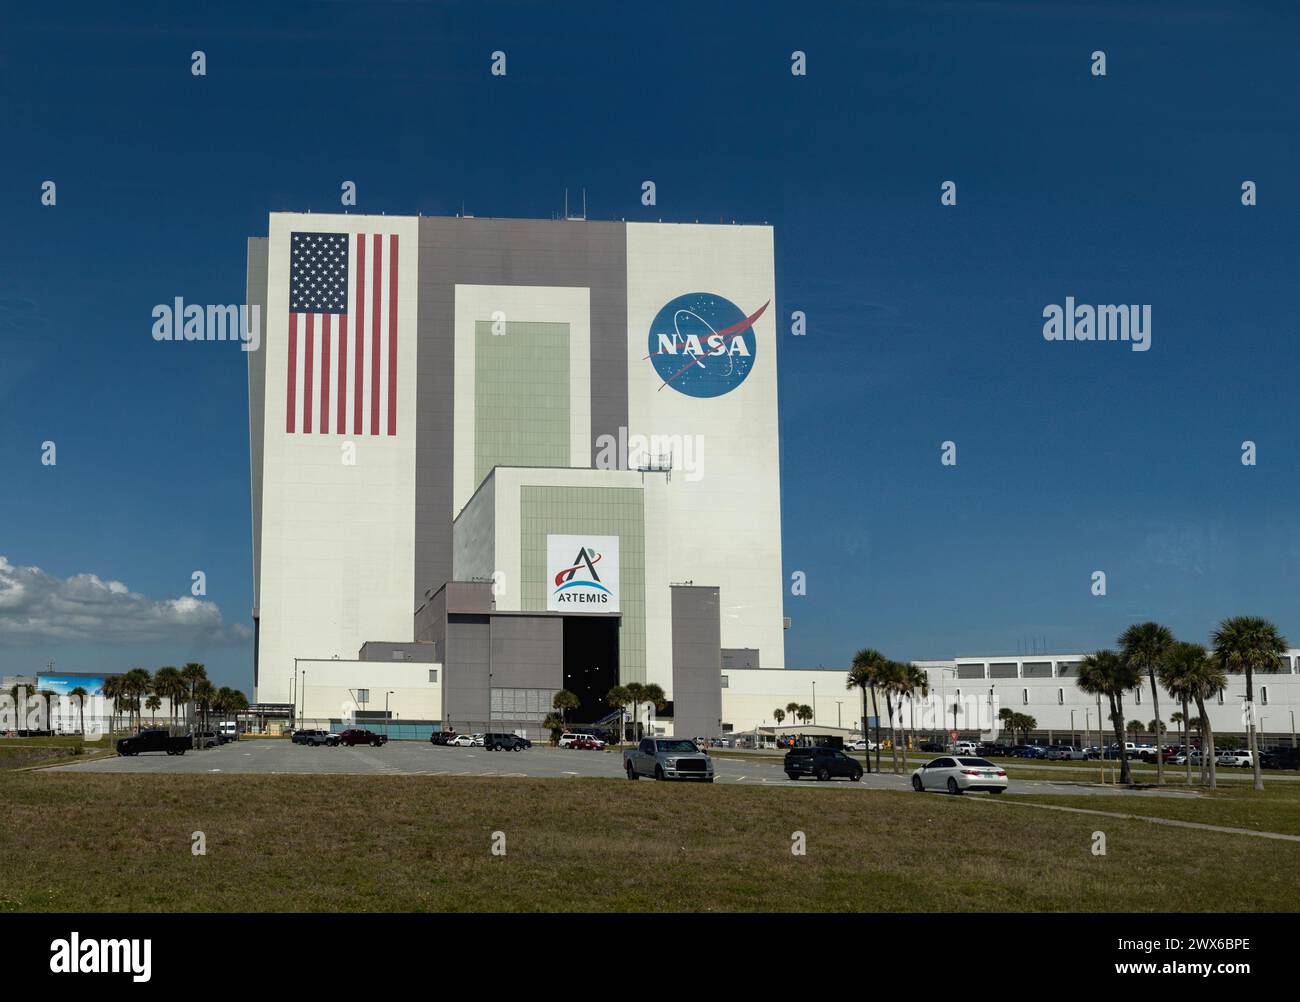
[623, 737, 715, 782]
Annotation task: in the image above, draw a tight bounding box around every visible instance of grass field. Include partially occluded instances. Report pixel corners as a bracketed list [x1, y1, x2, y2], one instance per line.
[1010, 785, 1300, 837]
[2, 772, 1298, 912]
[0, 737, 112, 771]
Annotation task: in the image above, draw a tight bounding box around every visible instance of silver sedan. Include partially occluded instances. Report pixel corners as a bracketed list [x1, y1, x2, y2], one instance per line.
[911, 756, 1008, 794]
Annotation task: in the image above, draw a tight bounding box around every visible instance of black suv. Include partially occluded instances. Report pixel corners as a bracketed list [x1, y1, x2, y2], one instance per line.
[784, 746, 864, 782]
[483, 732, 529, 751]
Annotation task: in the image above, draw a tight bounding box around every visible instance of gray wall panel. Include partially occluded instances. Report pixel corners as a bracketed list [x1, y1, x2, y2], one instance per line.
[415, 218, 628, 610]
[671, 586, 722, 739]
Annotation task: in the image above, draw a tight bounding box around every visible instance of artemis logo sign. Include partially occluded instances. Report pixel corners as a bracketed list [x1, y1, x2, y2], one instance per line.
[547, 534, 619, 612]
[50, 933, 152, 982]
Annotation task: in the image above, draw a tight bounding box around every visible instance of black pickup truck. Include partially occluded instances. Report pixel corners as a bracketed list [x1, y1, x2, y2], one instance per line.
[117, 729, 191, 756]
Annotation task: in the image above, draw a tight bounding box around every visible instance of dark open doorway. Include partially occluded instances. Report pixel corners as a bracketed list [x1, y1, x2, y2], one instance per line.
[562, 615, 620, 726]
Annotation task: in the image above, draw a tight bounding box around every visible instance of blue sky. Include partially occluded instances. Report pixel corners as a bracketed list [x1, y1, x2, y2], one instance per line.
[1, 1, 1298, 692]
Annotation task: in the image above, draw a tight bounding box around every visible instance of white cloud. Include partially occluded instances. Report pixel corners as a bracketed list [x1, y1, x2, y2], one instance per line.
[0, 556, 251, 645]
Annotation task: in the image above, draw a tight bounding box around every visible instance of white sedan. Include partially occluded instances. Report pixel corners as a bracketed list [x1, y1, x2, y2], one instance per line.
[448, 734, 475, 747]
[911, 756, 1008, 795]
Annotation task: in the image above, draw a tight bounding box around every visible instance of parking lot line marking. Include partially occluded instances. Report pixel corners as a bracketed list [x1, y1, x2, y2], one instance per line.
[980, 796, 1300, 842]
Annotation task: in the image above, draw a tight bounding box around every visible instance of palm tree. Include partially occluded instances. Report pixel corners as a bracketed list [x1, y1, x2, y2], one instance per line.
[145, 694, 162, 724]
[881, 660, 911, 773]
[785, 702, 800, 728]
[180, 663, 208, 731]
[194, 680, 216, 736]
[101, 675, 124, 733]
[1119, 622, 1174, 784]
[542, 712, 565, 745]
[796, 704, 813, 724]
[1015, 713, 1038, 744]
[552, 689, 580, 728]
[120, 667, 152, 732]
[1162, 642, 1207, 787]
[772, 708, 786, 728]
[1161, 642, 1227, 788]
[904, 663, 929, 755]
[624, 682, 647, 740]
[997, 706, 1015, 744]
[1126, 720, 1143, 738]
[154, 666, 183, 725]
[605, 685, 631, 745]
[1212, 615, 1286, 791]
[69, 686, 88, 737]
[1076, 650, 1140, 784]
[848, 648, 889, 773]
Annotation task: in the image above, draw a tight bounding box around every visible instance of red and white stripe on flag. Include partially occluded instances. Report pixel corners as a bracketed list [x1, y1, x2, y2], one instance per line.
[285, 232, 400, 437]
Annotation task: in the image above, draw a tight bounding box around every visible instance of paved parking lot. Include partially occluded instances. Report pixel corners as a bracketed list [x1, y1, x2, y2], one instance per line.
[51, 739, 1196, 797]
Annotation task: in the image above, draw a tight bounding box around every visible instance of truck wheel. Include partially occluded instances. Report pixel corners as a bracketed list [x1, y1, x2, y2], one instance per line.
[626, 763, 638, 780]
[786, 773, 799, 781]
[816, 767, 830, 781]
[654, 765, 665, 781]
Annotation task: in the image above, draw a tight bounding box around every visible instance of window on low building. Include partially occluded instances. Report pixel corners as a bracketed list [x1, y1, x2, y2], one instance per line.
[1057, 688, 1064, 705]
[720, 674, 729, 688]
[357, 688, 370, 704]
[428, 669, 438, 684]
[1022, 688, 1029, 705]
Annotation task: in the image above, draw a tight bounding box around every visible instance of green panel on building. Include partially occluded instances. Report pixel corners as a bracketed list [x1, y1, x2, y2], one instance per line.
[474, 321, 570, 486]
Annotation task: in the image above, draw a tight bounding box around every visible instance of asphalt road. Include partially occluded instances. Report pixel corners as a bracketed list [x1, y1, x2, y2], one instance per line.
[51, 739, 1197, 797]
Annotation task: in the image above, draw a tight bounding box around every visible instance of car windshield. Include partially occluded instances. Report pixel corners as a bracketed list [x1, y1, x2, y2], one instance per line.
[657, 740, 698, 753]
[957, 758, 995, 767]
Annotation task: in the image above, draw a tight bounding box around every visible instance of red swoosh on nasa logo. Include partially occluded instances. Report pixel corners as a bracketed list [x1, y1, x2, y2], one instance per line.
[650, 300, 769, 391]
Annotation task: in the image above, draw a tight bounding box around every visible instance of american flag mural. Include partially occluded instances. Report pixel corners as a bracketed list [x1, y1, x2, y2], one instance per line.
[286, 230, 400, 436]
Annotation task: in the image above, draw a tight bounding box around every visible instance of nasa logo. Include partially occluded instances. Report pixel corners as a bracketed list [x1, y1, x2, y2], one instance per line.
[646, 293, 769, 397]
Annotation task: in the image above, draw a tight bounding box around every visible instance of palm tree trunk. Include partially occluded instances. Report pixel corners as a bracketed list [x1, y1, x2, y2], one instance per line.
[1148, 669, 1163, 784]
[885, 692, 899, 774]
[1193, 692, 1216, 789]
[1245, 666, 1263, 791]
[870, 686, 881, 774]
[859, 685, 871, 773]
[1182, 695, 1191, 786]
[1110, 693, 1131, 784]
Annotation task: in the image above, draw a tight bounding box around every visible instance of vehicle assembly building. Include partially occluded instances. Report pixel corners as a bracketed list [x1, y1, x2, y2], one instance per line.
[247, 211, 788, 737]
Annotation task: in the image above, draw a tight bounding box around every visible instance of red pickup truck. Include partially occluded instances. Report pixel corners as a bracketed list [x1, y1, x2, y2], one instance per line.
[336, 728, 387, 747]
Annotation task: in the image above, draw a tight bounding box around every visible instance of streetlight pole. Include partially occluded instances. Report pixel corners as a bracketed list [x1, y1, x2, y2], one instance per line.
[301, 670, 307, 728]
[836, 700, 843, 729]
[811, 681, 816, 725]
[1291, 710, 1296, 750]
[1070, 709, 1076, 748]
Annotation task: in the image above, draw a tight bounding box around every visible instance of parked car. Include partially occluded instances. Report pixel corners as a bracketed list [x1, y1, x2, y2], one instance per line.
[1011, 745, 1047, 759]
[1217, 749, 1252, 768]
[1169, 750, 1203, 765]
[483, 732, 529, 751]
[193, 730, 221, 749]
[1260, 748, 1300, 770]
[977, 742, 1010, 757]
[292, 728, 337, 746]
[919, 739, 945, 753]
[116, 729, 191, 757]
[624, 737, 714, 782]
[950, 740, 979, 756]
[911, 756, 1007, 794]
[558, 732, 605, 749]
[447, 733, 475, 747]
[1046, 746, 1088, 761]
[429, 731, 455, 746]
[337, 728, 387, 747]
[470, 733, 485, 747]
[784, 746, 864, 782]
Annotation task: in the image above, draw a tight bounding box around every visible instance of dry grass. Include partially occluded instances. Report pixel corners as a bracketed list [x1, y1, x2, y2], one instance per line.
[3, 773, 1298, 912]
